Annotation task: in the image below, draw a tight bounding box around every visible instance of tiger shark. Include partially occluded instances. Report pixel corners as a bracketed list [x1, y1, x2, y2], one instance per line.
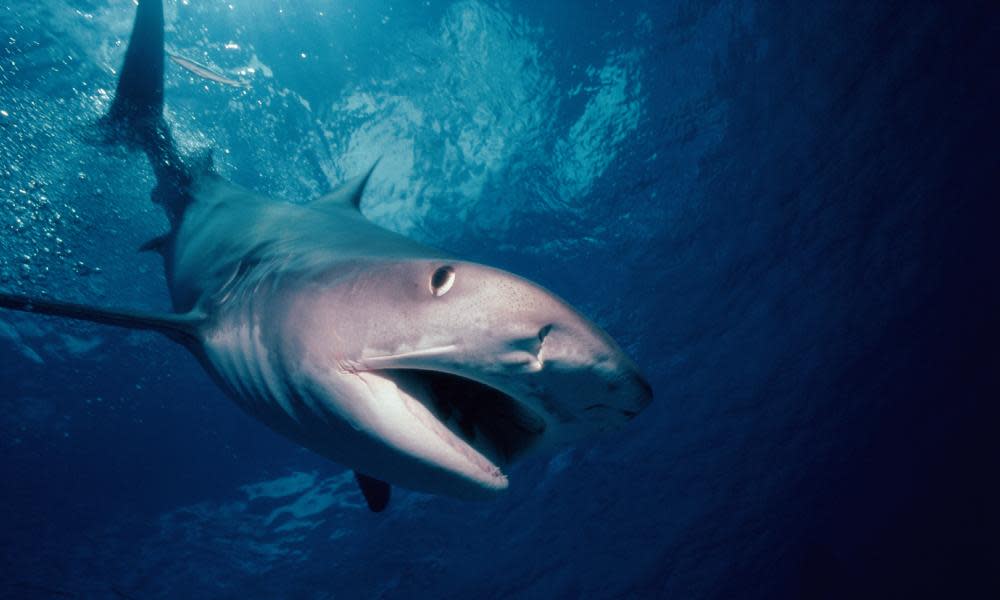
[0, 0, 652, 511]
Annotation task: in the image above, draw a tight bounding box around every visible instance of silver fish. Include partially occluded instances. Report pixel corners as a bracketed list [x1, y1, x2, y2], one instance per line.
[168, 52, 250, 89]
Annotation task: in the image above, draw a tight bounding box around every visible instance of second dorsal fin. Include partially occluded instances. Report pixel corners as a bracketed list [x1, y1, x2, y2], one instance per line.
[312, 160, 379, 212]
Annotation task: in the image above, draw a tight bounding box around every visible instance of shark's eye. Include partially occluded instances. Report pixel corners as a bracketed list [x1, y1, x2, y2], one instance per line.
[430, 266, 456, 297]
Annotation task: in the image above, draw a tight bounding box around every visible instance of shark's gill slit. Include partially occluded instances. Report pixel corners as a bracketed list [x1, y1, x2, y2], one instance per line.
[383, 369, 546, 461]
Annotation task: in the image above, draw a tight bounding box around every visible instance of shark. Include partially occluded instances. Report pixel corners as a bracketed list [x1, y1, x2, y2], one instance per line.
[0, 0, 652, 511]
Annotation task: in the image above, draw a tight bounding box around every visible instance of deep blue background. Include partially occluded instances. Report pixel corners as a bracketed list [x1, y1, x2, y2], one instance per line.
[1, 1, 998, 598]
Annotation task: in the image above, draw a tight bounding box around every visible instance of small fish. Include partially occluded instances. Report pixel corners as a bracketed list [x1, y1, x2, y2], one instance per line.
[168, 52, 250, 89]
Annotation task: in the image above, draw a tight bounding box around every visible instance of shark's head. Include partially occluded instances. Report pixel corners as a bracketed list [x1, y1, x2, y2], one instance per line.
[279, 259, 652, 498]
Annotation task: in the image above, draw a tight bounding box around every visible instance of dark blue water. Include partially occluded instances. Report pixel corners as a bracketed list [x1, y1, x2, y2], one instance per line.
[1, 1, 997, 598]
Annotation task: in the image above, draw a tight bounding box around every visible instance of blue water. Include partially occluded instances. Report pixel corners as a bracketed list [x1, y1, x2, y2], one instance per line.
[1, 1, 997, 598]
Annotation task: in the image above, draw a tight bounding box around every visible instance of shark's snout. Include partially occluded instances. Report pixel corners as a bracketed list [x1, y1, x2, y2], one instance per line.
[524, 316, 652, 417]
[632, 371, 654, 402]
[614, 369, 655, 420]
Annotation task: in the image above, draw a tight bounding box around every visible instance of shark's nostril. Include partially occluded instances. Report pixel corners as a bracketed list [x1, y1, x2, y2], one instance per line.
[537, 324, 553, 343]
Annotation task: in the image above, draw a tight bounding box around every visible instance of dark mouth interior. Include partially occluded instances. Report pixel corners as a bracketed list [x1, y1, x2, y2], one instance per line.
[383, 369, 546, 462]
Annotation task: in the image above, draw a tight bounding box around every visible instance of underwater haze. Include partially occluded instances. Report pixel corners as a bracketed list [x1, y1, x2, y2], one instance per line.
[1, 0, 998, 598]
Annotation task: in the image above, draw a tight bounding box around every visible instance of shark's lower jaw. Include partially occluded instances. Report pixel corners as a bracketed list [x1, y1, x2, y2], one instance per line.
[356, 369, 547, 493]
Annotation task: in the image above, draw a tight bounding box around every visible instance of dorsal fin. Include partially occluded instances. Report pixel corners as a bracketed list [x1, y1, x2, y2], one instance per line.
[312, 160, 380, 212]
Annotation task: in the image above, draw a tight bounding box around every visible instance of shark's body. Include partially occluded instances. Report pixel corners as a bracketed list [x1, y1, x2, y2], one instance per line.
[0, 0, 651, 510]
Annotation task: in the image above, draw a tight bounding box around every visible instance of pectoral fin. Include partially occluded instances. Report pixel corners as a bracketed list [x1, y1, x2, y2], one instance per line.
[354, 471, 391, 512]
[0, 291, 202, 346]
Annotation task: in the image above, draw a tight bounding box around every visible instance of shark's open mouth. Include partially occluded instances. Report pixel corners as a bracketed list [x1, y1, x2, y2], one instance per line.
[380, 369, 547, 467]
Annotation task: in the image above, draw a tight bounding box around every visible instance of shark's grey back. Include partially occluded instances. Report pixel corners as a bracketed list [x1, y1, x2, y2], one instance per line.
[166, 173, 449, 314]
